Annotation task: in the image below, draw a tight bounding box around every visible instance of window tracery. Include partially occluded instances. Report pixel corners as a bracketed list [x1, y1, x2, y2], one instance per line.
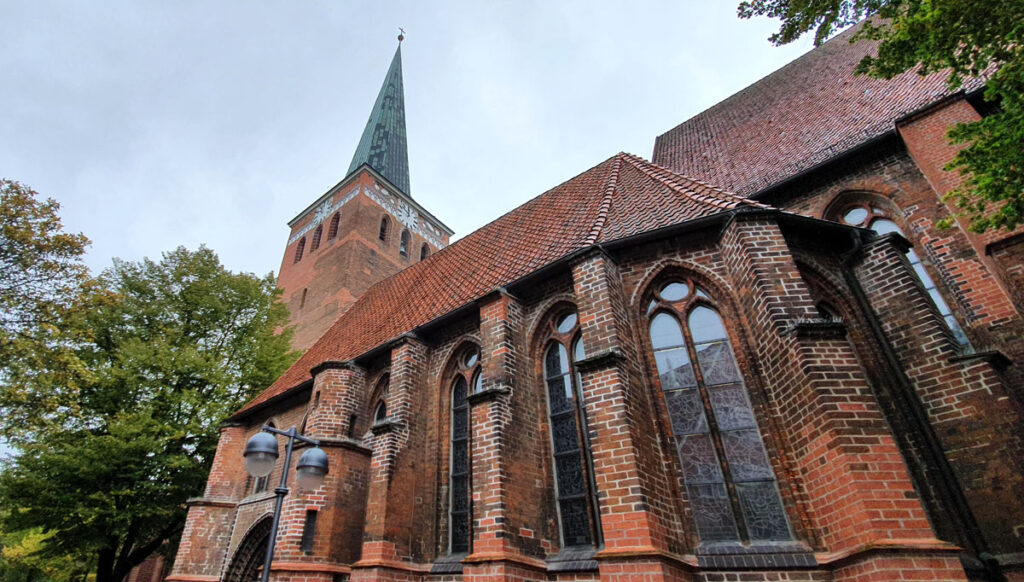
[647, 279, 790, 543]
[542, 310, 601, 548]
[449, 345, 480, 553]
[833, 198, 968, 345]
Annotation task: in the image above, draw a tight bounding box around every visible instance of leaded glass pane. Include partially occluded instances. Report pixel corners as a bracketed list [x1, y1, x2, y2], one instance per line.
[677, 433, 723, 484]
[736, 482, 790, 541]
[655, 348, 696, 390]
[557, 313, 578, 334]
[687, 483, 740, 542]
[573, 337, 585, 362]
[689, 307, 727, 343]
[560, 498, 592, 547]
[650, 313, 685, 349]
[546, 343, 570, 376]
[721, 429, 775, 482]
[547, 377, 572, 414]
[708, 383, 756, 430]
[452, 377, 467, 405]
[555, 453, 586, 496]
[659, 281, 689, 301]
[695, 341, 741, 385]
[451, 513, 469, 552]
[551, 414, 579, 454]
[473, 371, 483, 393]
[452, 440, 468, 474]
[664, 389, 708, 435]
[452, 410, 467, 439]
[451, 478, 468, 512]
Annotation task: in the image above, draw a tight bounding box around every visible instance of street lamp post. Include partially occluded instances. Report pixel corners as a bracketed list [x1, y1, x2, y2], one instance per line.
[243, 425, 329, 582]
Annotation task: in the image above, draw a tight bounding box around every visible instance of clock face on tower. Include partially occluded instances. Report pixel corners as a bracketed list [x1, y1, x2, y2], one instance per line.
[396, 202, 418, 228]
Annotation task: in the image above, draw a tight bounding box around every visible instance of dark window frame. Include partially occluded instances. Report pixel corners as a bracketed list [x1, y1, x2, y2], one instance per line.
[448, 345, 480, 554]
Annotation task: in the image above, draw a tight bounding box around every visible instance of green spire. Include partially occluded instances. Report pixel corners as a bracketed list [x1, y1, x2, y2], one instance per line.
[347, 45, 411, 196]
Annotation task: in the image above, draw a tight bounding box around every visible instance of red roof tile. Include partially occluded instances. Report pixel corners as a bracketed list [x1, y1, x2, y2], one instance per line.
[235, 153, 767, 417]
[652, 24, 986, 197]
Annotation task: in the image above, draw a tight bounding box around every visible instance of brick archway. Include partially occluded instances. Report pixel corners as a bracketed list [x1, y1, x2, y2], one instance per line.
[222, 516, 272, 582]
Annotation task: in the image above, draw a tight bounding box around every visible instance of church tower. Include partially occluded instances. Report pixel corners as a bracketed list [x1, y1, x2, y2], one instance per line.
[276, 40, 453, 350]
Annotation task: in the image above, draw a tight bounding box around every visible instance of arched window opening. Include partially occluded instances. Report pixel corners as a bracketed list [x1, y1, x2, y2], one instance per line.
[648, 279, 791, 543]
[311, 225, 323, 251]
[373, 400, 387, 424]
[400, 230, 410, 258]
[816, 301, 841, 322]
[294, 237, 306, 263]
[834, 199, 968, 345]
[449, 345, 480, 554]
[543, 310, 601, 548]
[420, 243, 430, 261]
[328, 213, 340, 239]
[379, 216, 390, 243]
[299, 288, 308, 310]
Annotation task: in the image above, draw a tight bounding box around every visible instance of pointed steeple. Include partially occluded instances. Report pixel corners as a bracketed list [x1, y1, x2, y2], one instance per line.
[347, 44, 411, 196]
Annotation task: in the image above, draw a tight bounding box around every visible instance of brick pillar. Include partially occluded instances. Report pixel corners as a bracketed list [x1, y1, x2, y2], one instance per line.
[853, 233, 1024, 557]
[267, 363, 372, 582]
[719, 214, 964, 579]
[571, 250, 693, 582]
[352, 336, 429, 582]
[463, 291, 547, 582]
[167, 423, 247, 582]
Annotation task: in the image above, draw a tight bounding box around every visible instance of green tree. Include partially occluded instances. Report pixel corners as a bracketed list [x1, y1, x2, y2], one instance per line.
[737, 0, 1024, 232]
[0, 246, 297, 582]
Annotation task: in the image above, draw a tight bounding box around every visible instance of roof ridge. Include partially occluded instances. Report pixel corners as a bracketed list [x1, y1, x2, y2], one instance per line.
[620, 153, 771, 210]
[584, 155, 623, 245]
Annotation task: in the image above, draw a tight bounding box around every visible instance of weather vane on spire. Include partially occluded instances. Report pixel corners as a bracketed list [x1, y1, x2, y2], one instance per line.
[398, 27, 405, 43]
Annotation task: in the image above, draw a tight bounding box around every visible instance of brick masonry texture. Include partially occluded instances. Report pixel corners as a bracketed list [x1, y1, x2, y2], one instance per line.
[169, 21, 1024, 582]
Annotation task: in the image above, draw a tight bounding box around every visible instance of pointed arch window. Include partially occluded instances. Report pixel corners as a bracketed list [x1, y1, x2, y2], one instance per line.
[379, 216, 390, 243]
[420, 244, 430, 261]
[311, 225, 323, 251]
[647, 280, 790, 543]
[835, 200, 968, 345]
[328, 213, 340, 239]
[293, 237, 306, 263]
[400, 230, 410, 258]
[543, 310, 601, 548]
[449, 346, 480, 554]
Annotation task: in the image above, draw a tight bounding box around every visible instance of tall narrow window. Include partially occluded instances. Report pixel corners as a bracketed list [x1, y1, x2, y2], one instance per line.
[543, 311, 601, 548]
[836, 201, 968, 345]
[449, 346, 479, 554]
[400, 230, 410, 258]
[648, 280, 790, 543]
[379, 216, 390, 243]
[294, 237, 306, 263]
[300, 510, 318, 553]
[420, 244, 430, 261]
[328, 213, 340, 239]
[311, 225, 323, 251]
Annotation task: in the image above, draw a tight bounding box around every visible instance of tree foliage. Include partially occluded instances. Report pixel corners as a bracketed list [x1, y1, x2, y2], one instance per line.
[0, 238, 297, 582]
[737, 0, 1024, 232]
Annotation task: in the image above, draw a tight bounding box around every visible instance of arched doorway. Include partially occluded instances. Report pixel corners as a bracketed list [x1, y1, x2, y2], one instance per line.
[222, 516, 272, 582]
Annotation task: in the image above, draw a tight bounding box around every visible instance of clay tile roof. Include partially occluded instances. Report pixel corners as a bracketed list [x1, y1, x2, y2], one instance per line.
[235, 153, 769, 417]
[652, 23, 987, 197]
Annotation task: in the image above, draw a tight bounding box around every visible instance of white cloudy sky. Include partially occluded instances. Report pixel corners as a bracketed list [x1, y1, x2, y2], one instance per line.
[2, 1, 816, 278]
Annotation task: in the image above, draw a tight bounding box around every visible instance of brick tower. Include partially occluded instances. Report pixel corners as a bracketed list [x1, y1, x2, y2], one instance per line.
[276, 39, 453, 350]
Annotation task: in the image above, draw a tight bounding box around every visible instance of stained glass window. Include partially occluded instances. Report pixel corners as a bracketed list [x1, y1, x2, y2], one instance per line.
[449, 346, 480, 554]
[648, 281, 791, 543]
[836, 202, 968, 346]
[544, 311, 601, 548]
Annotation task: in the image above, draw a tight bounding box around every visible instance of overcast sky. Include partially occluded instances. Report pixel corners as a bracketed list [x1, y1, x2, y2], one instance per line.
[2, 1, 816, 278]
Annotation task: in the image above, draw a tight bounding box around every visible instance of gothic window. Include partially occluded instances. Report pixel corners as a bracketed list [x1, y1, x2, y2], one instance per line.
[379, 216, 390, 243]
[400, 230, 410, 258]
[647, 280, 791, 543]
[420, 244, 430, 261]
[449, 346, 480, 554]
[294, 237, 306, 263]
[835, 201, 968, 345]
[373, 400, 387, 424]
[328, 213, 340, 239]
[311, 225, 323, 251]
[543, 310, 601, 548]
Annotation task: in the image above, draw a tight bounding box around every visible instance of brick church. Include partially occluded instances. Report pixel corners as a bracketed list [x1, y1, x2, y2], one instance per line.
[166, 24, 1024, 582]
